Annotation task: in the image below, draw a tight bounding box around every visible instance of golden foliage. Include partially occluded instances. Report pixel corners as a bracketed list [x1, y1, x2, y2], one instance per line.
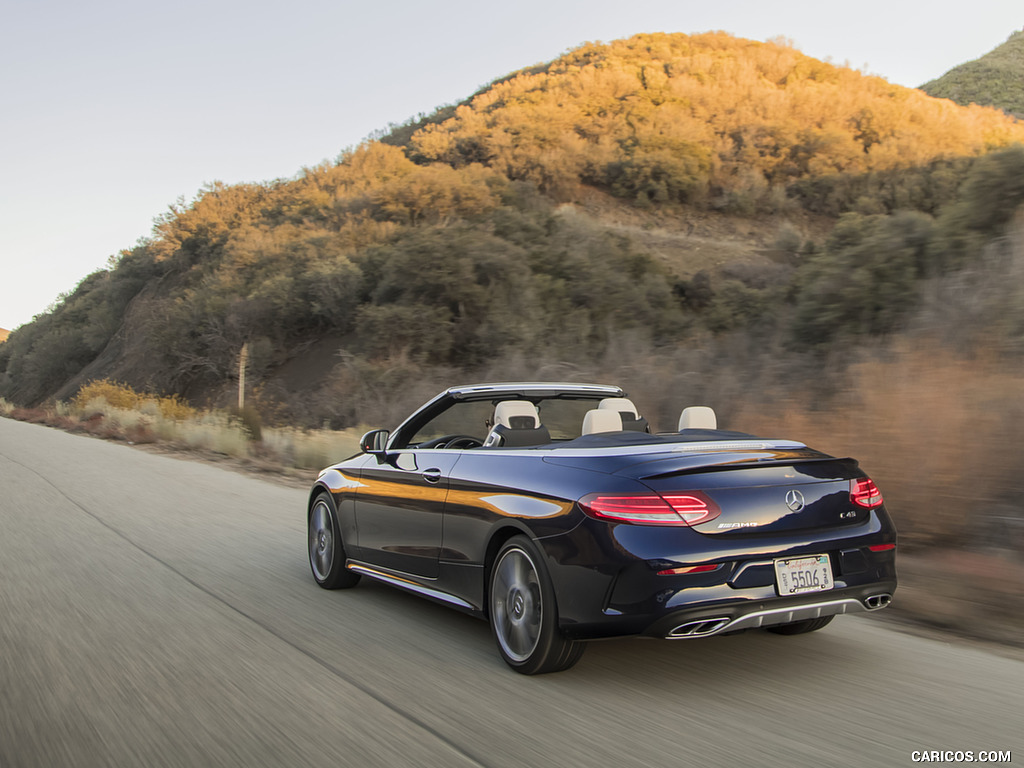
[74, 378, 140, 410]
[409, 32, 1024, 200]
[73, 379, 196, 421]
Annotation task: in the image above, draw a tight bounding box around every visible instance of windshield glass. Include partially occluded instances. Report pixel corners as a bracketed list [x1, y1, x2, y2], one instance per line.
[409, 400, 494, 444]
[407, 396, 606, 446]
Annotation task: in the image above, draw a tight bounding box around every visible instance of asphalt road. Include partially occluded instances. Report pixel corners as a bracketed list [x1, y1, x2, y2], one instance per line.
[1, 417, 1020, 768]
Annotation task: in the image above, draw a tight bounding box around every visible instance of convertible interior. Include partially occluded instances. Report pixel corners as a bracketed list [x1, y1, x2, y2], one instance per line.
[412, 397, 751, 450]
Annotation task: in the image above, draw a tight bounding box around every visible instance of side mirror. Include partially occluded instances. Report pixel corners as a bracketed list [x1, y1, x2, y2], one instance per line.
[360, 429, 390, 457]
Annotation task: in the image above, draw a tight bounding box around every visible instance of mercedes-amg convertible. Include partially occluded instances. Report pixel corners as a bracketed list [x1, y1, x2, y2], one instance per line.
[307, 382, 897, 674]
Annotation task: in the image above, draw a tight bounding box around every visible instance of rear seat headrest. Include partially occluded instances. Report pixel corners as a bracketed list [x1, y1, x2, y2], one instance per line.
[582, 409, 623, 435]
[599, 397, 649, 433]
[678, 406, 717, 431]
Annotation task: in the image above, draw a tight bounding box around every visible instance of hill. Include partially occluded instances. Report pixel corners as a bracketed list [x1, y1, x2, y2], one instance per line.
[921, 30, 1024, 118]
[395, 32, 1024, 211]
[2, 31, 1024, 423]
[0, 328, 8, 344]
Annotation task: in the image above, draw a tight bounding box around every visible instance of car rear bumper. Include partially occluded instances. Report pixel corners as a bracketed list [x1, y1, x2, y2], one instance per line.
[558, 579, 896, 640]
[551, 535, 898, 640]
[641, 583, 896, 638]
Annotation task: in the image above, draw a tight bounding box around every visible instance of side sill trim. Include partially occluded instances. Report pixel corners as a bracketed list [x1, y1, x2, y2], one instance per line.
[346, 562, 475, 609]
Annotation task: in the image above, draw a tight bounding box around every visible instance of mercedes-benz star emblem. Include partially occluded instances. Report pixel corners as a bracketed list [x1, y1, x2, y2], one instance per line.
[785, 489, 805, 512]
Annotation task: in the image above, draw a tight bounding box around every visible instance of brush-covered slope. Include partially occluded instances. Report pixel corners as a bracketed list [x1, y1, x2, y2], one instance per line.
[401, 32, 1024, 207]
[3, 32, 1024, 418]
[921, 30, 1024, 118]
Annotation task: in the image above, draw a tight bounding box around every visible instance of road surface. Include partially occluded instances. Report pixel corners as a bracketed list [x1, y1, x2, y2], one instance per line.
[0, 417, 1019, 767]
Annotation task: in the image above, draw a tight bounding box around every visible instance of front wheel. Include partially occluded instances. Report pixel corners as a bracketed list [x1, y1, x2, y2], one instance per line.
[488, 535, 584, 674]
[766, 615, 834, 635]
[308, 492, 360, 589]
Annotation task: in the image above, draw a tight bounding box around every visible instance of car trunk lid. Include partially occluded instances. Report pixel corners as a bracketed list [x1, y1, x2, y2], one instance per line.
[631, 456, 869, 535]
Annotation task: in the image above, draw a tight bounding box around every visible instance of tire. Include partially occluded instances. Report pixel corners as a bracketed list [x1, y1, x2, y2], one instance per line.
[308, 492, 360, 589]
[488, 535, 584, 674]
[766, 615, 835, 635]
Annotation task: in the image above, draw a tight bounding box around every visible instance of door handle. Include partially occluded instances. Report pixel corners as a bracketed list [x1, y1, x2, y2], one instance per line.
[422, 468, 442, 484]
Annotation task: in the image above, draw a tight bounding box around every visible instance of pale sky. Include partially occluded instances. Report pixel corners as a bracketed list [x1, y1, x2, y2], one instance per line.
[1, 0, 1021, 331]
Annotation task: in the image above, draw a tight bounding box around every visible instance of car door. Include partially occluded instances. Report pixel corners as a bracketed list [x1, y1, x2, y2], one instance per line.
[354, 449, 462, 578]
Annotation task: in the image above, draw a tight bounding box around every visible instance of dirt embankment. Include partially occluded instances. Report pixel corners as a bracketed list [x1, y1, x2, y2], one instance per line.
[884, 549, 1024, 652]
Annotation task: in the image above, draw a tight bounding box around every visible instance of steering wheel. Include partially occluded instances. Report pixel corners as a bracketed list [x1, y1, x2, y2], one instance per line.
[443, 435, 483, 450]
[416, 434, 483, 450]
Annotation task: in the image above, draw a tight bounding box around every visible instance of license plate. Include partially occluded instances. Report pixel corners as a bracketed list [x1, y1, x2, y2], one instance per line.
[774, 554, 833, 595]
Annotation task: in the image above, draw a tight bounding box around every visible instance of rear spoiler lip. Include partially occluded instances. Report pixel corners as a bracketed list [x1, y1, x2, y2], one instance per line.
[637, 454, 858, 481]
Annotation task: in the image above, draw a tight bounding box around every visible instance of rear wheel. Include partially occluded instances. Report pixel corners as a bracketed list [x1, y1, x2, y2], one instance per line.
[488, 535, 584, 674]
[767, 615, 834, 635]
[308, 492, 360, 589]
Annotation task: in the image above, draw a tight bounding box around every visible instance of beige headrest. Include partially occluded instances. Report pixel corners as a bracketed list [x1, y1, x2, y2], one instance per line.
[582, 409, 623, 435]
[493, 400, 540, 429]
[598, 397, 639, 419]
[678, 406, 717, 430]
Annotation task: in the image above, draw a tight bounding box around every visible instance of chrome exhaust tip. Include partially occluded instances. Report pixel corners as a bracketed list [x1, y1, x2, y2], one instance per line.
[667, 617, 731, 638]
[865, 593, 892, 610]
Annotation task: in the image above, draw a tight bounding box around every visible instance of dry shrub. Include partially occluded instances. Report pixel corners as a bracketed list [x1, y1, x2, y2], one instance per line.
[96, 423, 126, 441]
[125, 423, 157, 444]
[155, 394, 196, 421]
[74, 379, 140, 410]
[733, 340, 1024, 548]
[229, 404, 262, 441]
[74, 379, 196, 421]
[78, 412, 106, 432]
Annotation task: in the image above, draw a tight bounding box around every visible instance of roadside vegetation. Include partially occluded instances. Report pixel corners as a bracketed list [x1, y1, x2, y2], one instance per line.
[0, 380, 362, 472]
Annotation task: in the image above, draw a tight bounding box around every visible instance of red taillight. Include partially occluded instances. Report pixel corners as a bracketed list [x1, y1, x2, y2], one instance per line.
[869, 543, 896, 552]
[579, 492, 720, 526]
[850, 477, 883, 508]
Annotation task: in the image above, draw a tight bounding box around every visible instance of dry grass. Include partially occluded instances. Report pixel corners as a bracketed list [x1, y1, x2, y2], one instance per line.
[175, 412, 251, 458]
[3, 380, 364, 471]
[262, 427, 363, 470]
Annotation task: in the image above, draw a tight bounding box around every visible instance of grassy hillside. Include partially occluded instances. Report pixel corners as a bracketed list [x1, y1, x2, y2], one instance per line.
[921, 30, 1024, 118]
[2, 32, 1024, 422]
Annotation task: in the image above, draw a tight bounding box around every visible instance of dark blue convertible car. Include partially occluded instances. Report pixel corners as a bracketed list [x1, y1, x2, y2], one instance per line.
[307, 383, 897, 674]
